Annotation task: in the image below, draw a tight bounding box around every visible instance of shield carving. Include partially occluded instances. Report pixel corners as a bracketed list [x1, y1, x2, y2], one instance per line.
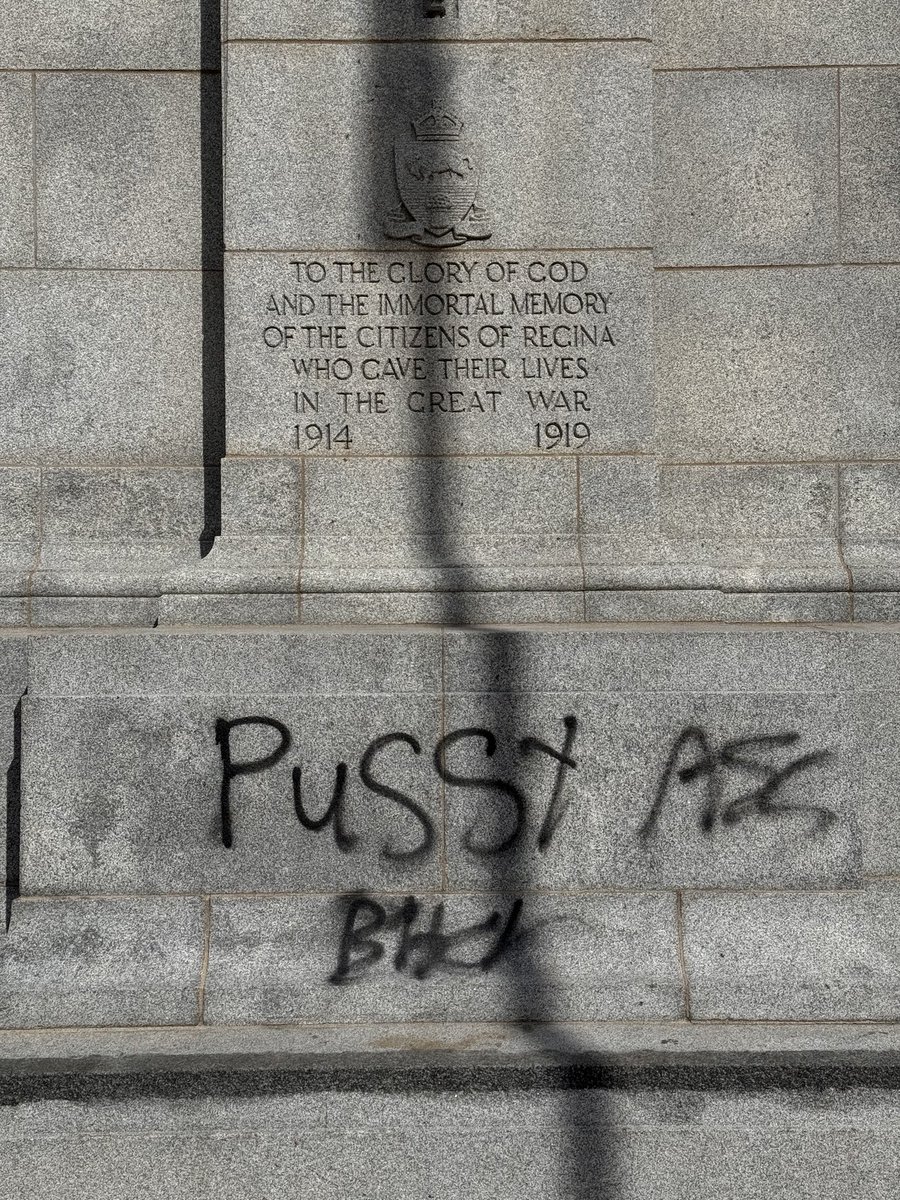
[384, 108, 492, 247]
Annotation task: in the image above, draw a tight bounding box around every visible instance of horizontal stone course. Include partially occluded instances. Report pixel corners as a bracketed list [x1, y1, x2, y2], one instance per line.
[0, 0, 210, 70]
[227, 0, 651, 41]
[654, 0, 900, 67]
[683, 890, 900, 1020]
[203, 891, 682, 1023]
[0, 896, 204, 1028]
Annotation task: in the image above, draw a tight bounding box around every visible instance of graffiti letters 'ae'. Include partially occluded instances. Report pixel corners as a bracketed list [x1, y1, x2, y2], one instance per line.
[384, 107, 492, 247]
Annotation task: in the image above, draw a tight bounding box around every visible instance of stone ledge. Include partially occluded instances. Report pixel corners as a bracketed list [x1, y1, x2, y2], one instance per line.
[0, 1021, 899, 1086]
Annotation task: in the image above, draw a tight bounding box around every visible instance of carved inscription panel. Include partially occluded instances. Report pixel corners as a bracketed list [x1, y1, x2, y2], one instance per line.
[225, 251, 651, 455]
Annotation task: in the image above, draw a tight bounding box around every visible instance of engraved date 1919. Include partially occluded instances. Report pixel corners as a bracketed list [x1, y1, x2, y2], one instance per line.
[534, 421, 591, 450]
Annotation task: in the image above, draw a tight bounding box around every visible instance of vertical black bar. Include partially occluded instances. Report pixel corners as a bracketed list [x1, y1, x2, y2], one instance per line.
[199, 1, 225, 556]
[5, 698, 23, 931]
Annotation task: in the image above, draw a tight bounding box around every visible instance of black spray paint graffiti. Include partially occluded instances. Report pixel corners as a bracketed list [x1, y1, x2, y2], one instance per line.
[329, 893, 524, 985]
[638, 728, 835, 843]
[214, 715, 579, 857]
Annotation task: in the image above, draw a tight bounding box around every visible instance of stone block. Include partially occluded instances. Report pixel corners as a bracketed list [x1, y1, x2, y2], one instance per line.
[300, 589, 583, 625]
[655, 70, 839, 267]
[0, 271, 203, 465]
[163, 538, 300, 599]
[440, 689, 860, 892]
[32, 466, 206, 599]
[585, 588, 851, 623]
[221, 458, 302, 537]
[159, 592, 300, 626]
[0, 896, 204, 1028]
[840, 464, 900, 590]
[225, 42, 650, 251]
[441, 628, 878, 698]
[654, 0, 900, 67]
[579, 459, 845, 592]
[656, 266, 900, 461]
[302, 456, 581, 593]
[203, 891, 681, 1023]
[0, 469, 40, 595]
[853, 594, 900, 622]
[0, 73, 33, 267]
[22, 631, 442, 894]
[26, 630, 441, 697]
[41, 468, 205, 541]
[0, 1091, 897, 1200]
[227, 0, 651, 41]
[683, 890, 900, 1020]
[225, 250, 651, 457]
[29, 597, 160, 628]
[21, 694, 443, 894]
[0, 600, 27, 628]
[0, 1, 209, 70]
[35, 73, 203, 269]
[841, 69, 900, 263]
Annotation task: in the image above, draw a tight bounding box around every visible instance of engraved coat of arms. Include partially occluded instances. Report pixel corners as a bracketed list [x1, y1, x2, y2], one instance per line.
[384, 108, 492, 247]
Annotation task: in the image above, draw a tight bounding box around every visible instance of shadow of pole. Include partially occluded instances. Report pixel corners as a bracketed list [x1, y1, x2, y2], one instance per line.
[362, 6, 612, 1197]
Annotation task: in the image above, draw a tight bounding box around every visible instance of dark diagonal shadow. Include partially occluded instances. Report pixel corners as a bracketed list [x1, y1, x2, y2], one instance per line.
[362, 6, 613, 1196]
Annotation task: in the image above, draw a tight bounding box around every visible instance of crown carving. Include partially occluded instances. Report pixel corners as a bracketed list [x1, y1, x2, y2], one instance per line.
[412, 108, 463, 142]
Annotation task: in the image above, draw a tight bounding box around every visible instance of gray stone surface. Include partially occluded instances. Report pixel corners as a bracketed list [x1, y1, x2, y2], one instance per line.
[302, 456, 581, 594]
[580, 460, 846, 592]
[841, 68, 900, 263]
[221, 458, 302, 537]
[0, 896, 204, 1028]
[4, 1015, 900, 1069]
[163, 537, 300, 599]
[656, 266, 900, 461]
[585, 589, 851, 623]
[227, 0, 651, 41]
[0, 469, 40, 597]
[35, 73, 203, 270]
[0, 0, 209, 70]
[684, 890, 900, 1020]
[204, 891, 681, 1023]
[441, 628, 900, 697]
[225, 251, 651, 457]
[41, 468, 205, 542]
[300, 589, 583, 625]
[159, 592, 300, 626]
[0, 73, 33, 268]
[840, 464, 900, 591]
[32, 467, 204, 601]
[26, 630, 441, 697]
[442, 691, 860, 891]
[225, 42, 650, 251]
[654, 0, 900, 67]
[0, 1088, 898, 1200]
[21, 694, 443, 894]
[0, 271, 203, 464]
[655, 69, 839, 267]
[29, 597, 160, 629]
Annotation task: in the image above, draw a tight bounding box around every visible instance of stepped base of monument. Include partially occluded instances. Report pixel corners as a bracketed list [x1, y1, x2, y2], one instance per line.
[0, 1023, 897, 1200]
[9, 586, 900, 627]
